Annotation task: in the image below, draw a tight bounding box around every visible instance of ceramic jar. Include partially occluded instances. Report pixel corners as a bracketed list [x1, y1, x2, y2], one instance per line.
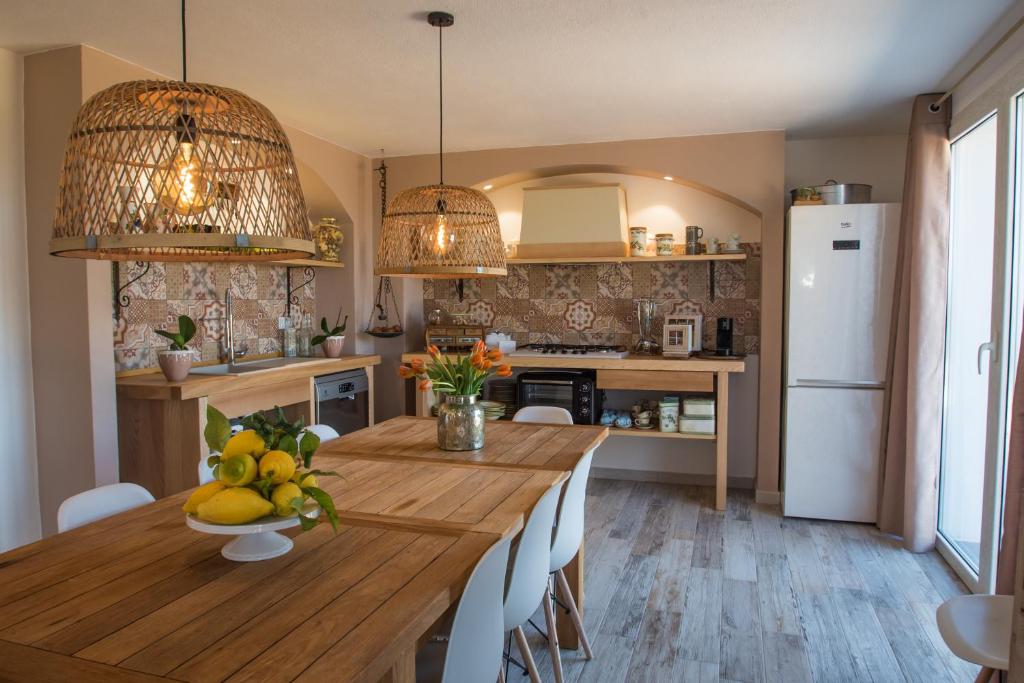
[656, 233, 674, 256]
[659, 399, 680, 432]
[629, 227, 648, 257]
[157, 349, 192, 382]
[321, 335, 345, 358]
[436, 394, 485, 451]
[314, 217, 344, 262]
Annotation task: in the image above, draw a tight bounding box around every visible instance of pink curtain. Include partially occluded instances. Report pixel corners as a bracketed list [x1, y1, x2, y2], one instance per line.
[878, 94, 951, 552]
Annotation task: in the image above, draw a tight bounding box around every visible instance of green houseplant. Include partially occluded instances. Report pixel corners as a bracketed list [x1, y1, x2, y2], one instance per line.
[311, 309, 348, 358]
[155, 315, 197, 382]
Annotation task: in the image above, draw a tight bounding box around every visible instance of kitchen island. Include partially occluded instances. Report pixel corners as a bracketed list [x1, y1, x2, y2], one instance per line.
[401, 352, 745, 510]
[116, 355, 381, 497]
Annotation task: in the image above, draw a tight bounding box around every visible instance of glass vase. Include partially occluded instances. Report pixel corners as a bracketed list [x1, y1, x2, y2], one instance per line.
[436, 394, 485, 451]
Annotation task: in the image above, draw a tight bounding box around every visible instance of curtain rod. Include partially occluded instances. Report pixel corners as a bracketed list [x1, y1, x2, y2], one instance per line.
[931, 12, 1024, 112]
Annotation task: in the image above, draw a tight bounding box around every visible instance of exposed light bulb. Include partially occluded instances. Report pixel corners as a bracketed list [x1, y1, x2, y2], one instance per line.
[433, 212, 454, 254]
[482, 184, 493, 191]
[663, 176, 674, 181]
[156, 140, 214, 216]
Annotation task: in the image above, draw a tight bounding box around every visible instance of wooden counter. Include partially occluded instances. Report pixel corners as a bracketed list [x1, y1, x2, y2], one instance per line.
[400, 351, 745, 511]
[116, 355, 381, 498]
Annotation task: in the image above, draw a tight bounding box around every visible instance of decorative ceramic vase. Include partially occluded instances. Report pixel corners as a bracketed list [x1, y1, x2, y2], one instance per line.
[314, 217, 344, 262]
[436, 394, 485, 451]
[321, 335, 345, 358]
[157, 349, 192, 382]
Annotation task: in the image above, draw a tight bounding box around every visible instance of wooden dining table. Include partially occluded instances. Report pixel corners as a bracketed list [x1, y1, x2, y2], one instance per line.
[0, 417, 607, 682]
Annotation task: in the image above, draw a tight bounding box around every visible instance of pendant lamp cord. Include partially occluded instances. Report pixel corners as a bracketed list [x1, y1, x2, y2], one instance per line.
[181, 0, 188, 82]
[438, 21, 444, 185]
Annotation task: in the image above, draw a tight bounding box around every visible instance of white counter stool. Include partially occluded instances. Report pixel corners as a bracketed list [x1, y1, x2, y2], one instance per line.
[936, 593, 1012, 682]
[416, 535, 513, 683]
[503, 481, 566, 683]
[303, 423, 341, 442]
[513, 406, 574, 425]
[57, 483, 155, 532]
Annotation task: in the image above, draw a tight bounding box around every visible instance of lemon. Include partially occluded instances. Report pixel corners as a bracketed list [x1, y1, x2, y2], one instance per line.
[218, 453, 258, 486]
[258, 450, 296, 485]
[221, 430, 265, 459]
[182, 480, 226, 514]
[271, 482, 304, 517]
[292, 470, 317, 489]
[196, 487, 274, 524]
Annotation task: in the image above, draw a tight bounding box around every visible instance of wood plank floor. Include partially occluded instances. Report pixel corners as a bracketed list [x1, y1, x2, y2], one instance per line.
[516, 479, 977, 683]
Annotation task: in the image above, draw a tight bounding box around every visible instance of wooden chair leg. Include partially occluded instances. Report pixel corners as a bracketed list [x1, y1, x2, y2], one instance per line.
[542, 576, 565, 683]
[498, 664, 506, 683]
[973, 667, 995, 683]
[514, 626, 542, 683]
[556, 568, 594, 660]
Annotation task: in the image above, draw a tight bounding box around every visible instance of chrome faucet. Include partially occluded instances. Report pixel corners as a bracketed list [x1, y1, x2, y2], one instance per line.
[224, 288, 235, 366]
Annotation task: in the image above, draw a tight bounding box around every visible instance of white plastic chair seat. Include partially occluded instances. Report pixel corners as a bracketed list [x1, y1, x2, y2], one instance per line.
[198, 455, 216, 484]
[936, 594, 1012, 670]
[57, 483, 155, 532]
[512, 406, 574, 425]
[304, 423, 341, 442]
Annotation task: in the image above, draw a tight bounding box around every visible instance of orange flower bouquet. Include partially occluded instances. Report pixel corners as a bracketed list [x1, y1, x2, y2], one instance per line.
[398, 341, 513, 451]
[398, 340, 512, 396]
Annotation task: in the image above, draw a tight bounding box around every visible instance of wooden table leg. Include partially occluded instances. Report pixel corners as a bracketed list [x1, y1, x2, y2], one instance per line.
[715, 371, 729, 511]
[378, 646, 415, 683]
[555, 543, 584, 649]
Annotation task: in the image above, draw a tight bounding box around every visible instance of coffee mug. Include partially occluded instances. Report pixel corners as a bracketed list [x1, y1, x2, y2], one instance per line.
[727, 235, 741, 251]
[615, 415, 633, 429]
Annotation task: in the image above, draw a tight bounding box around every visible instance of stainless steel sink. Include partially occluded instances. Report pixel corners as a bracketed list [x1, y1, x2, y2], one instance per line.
[190, 357, 319, 375]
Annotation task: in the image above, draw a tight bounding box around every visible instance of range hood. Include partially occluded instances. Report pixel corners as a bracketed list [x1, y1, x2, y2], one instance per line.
[518, 184, 629, 258]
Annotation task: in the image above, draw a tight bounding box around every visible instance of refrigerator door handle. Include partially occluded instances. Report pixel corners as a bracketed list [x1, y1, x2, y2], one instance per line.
[794, 379, 886, 389]
[977, 340, 995, 374]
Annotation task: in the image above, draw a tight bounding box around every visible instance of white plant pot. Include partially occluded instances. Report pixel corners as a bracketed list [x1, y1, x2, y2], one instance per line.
[157, 349, 193, 382]
[321, 335, 345, 358]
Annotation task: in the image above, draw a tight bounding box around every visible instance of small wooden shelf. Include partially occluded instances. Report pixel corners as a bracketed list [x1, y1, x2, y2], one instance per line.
[608, 429, 716, 441]
[506, 253, 745, 265]
[272, 259, 345, 269]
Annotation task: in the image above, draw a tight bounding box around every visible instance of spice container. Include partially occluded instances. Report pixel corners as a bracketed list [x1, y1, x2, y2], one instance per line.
[314, 217, 344, 262]
[629, 227, 648, 257]
[659, 396, 679, 432]
[656, 233, 674, 256]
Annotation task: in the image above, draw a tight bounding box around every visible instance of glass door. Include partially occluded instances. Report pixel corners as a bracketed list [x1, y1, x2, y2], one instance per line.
[937, 113, 999, 589]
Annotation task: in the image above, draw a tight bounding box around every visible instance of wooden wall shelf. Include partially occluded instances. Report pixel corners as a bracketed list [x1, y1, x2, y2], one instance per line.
[506, 253, 745, 265]
[609, 429, 716, 441]
[272, 259, 345, 269]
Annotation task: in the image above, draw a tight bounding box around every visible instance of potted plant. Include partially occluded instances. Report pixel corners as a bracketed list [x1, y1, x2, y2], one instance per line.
[154, 315, 197, 382]
[397, 341, 512, 451]
[311, 309, 348, 358]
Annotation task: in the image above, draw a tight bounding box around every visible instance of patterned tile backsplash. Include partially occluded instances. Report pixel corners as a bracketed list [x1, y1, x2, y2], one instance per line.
[422, 243, 761, 354]
[113, 262, 315, 372]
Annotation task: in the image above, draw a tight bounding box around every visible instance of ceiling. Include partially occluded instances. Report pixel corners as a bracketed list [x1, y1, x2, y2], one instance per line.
[1, 0, 1018, 156]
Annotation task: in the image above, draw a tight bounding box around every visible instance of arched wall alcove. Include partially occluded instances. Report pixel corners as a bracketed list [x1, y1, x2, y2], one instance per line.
[469, 163, 763, 247]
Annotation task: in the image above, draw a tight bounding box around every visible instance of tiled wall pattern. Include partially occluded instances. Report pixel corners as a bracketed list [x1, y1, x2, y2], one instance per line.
[112, 262, 315, 372]
[422, 243, 761, 354]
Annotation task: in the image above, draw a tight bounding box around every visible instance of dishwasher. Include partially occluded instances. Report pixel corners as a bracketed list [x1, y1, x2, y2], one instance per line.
[314, 369, 370, 436]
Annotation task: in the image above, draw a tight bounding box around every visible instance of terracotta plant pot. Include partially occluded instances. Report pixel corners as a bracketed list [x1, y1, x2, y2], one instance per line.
[157, 349, 193, 382]
[321, 335, 345, 358]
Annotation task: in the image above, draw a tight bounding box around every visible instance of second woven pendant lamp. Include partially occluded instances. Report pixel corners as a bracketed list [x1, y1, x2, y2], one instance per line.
[375, 11, 506, 279]
[49, 0, 314, 262]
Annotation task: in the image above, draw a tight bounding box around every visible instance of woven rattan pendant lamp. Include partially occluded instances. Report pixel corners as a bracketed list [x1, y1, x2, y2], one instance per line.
[375, 11, 506, 278]
[49, 0, 314, 262]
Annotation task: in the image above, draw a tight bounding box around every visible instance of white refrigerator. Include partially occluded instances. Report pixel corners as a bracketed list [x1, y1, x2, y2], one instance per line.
[782, 203, 901, 522]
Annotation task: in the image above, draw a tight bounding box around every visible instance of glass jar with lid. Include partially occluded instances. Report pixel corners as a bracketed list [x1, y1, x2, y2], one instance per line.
[314, 217, 344, 262]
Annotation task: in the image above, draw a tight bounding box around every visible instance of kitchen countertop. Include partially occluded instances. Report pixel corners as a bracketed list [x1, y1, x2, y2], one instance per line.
[116, 354, 382, 401]
[400, 351, 745, 373]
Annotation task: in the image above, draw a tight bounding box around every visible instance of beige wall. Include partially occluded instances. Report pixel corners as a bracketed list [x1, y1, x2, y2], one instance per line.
[380, 132, 786, 494]
[785, 135, 908, 204]
[23, 46, 373, 536]
[0, 48, 41, 551]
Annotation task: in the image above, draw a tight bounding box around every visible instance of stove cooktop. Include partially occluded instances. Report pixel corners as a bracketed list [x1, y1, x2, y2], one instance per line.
[508, 343, 629, 359]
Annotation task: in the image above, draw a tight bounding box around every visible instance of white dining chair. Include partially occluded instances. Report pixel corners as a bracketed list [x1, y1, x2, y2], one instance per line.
[542, 450, 596, 682]
[303, 423, 341, 442]
[198, 455, 216, 484]
[57, 483, 155, 532]
[416, 535, 513, 683]
[503, 481, 566, 683]
[936, 594, 1012, 682]
[513, 406, 574, 425]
